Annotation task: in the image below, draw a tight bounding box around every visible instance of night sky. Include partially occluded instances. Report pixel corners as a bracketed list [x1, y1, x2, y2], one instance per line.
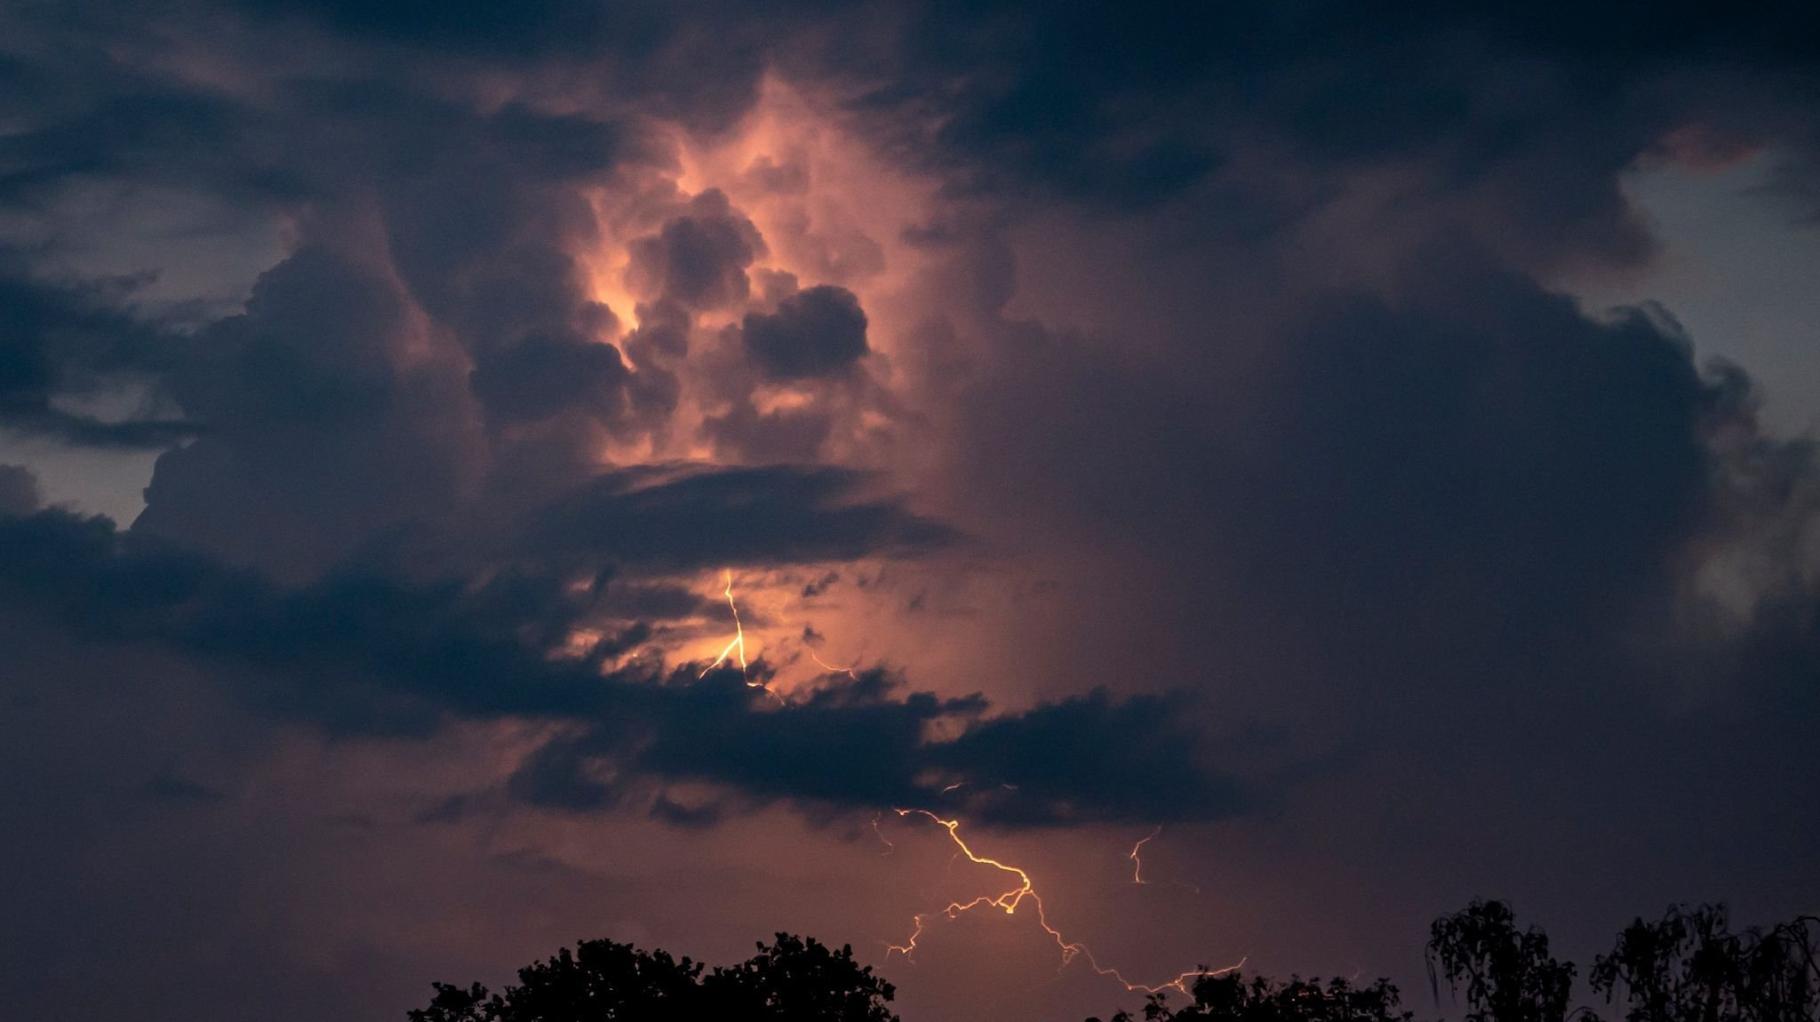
[2, 3, 1817, 1020]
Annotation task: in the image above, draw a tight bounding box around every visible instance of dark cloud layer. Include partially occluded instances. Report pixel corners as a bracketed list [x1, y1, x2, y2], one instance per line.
[0, 260, 193, 446]
[518, 464, 951, 570]
[819, 2, 1820, 250]
[0, 463, 39, 515]
[0, 503, 1242, 825]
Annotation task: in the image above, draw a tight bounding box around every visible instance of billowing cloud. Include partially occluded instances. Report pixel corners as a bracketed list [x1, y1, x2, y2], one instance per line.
[626, 190, 767, 311]
[742, 284, 869, 379]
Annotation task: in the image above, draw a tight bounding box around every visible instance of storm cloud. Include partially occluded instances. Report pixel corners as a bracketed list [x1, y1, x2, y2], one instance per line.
[742, 285, 870, 379]
[2, 2, 1818, 1021]
[0, 502, 1244, 825]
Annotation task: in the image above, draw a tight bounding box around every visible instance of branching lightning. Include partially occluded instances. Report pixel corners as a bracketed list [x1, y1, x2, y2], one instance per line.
[883, 808, 1245, 996]
[700, 569, 750, 681]
[701, 572, 860, 690]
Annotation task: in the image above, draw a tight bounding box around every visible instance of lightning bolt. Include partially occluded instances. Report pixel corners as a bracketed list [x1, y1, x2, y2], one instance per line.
[1130, 825, 1162, 885]
[1128, 826, 1204, 895]
[883, 808, 1245, 995]
[700, 569, 757, 686]
[808, 649, 859, 679]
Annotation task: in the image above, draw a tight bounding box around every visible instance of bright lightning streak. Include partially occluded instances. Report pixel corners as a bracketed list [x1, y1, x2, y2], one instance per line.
[1130, 825, 1163, 885]
[700, 569, 755, 685]
[1129, 826, 1203, 894]
[808, 649, 859, 679]
[884, 809, 1245, 996]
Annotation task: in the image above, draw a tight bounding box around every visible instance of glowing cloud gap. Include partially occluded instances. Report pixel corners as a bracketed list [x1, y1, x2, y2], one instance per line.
[884, 808, 1245, 995]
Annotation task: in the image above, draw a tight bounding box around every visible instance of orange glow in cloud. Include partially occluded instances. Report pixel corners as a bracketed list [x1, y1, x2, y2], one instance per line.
[686, 569, 880, 692]
[576, 75, 954, 473]
[561, 82, 1241, 1000]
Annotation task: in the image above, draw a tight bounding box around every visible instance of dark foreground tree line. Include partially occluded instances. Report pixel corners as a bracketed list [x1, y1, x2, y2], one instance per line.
[411, 901, 1817, 1022]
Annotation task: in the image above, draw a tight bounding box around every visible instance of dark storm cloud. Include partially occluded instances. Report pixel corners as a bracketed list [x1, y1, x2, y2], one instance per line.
[0, 0, 1806, 821]
[511, 667, 986, 817]
[742, 285, 870, 379]
[1219, 265, 1716, 650]
[699, 399, 838, 464]
[811, 2, 1820, 267]
[240, 0, 784, 131]
[0, 260, 194, 447]
[468, 332, 632, 425]
[518, 463, 952, 570]
[934, 690, 1248, 825]
[0, 464, 40, 516]
[1, 2, 1818, 1019]
[3, 21, 637, 215]
[0, 505, 1246, 824]
[5, 0, 1816, 273]
[625, 189, 767, 311]
[0, 54, 249, 208]
[948, 241, 1820, 912]
[1, 5, 681, 520]
[515, 672, 1249, 827]
[133, 244, 478, 579]
[0, 20, 693, 567]
[957, 251, 1770, 691]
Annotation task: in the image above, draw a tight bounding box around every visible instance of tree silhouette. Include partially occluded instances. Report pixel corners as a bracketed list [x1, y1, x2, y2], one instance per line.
[416, 903, 1819, 1022]
[409, 933, 896, 1022]
[701, 933, 899, 1022]
[1086, 971, 1415, 1022]
[1589, 905, 1820, 1022]
[1427, 900, 1581, 1022]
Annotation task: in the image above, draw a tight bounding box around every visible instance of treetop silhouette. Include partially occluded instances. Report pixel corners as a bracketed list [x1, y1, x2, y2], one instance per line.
[409, 902, 1818, 1022]
[409, 933, 895, 1022]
